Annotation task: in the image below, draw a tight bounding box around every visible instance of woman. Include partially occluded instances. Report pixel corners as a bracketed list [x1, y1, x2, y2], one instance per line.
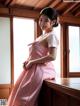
[7, 7, 59, 106]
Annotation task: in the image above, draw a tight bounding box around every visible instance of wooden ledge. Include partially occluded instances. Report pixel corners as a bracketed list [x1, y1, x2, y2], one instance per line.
[44, 78, 80, 100]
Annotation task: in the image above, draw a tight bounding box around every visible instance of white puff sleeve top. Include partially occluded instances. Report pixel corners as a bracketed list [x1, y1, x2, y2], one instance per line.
[47, 31, 59, 48]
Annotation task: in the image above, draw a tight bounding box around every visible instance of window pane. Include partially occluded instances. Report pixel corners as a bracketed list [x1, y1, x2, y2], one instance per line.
[69, 26, 80, 72]
[53, 24, 61, 77]
[0, 17, 11, 84]
[13, 17, 34, 83]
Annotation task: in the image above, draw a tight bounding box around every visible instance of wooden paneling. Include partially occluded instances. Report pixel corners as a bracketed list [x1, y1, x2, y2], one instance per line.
[0, 7, 39, 18]
[56, 2, 70, 11]
[38, 78, 80, 106]
[10, 8, 39, 18]
[63, 3, 78, 15]
[10, 0, 39, 7]
[0, 7, 9, 14]
[60, 16, 80, 25]
[49, 0, 61, 8]
[45, 78, 80, 99]
[0, 0, 80, 18]
[0, 84, 11, 99]
[34, 0, 52, 9]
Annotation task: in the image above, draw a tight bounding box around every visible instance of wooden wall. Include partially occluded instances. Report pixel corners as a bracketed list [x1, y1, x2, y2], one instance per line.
[0, 84, 12, 99]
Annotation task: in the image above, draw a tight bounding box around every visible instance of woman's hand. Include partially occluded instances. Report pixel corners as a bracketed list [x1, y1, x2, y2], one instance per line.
[23, 61, 32, 70]
[23, 61, 28, 70]
[25, 61, 33, 69]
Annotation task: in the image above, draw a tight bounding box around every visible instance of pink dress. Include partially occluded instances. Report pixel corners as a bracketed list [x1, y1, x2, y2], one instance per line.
[7, 41, 56, 106]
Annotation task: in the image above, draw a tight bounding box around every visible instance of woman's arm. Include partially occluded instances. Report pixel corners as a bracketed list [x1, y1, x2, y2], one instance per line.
[25, 47, 57, 69]
[31, 47, 57, 64]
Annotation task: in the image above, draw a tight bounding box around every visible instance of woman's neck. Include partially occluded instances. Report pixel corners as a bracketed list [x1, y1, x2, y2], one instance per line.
[44, 28, 53, 34]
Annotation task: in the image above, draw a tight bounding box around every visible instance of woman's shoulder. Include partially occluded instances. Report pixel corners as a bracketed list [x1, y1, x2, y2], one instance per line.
[35, 31, 57, 42]
[47, 31, 57, 39]
[47, 31, 59, 47]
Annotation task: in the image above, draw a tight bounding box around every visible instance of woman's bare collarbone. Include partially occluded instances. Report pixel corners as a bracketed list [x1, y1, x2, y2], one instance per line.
[36, 34, 48, 48]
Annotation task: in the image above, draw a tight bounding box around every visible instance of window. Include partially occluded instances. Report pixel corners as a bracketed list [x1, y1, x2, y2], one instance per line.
[69, 26, 80, 72]
[53, 24, 61, 77]
[0, 17, 11, 84]
[13, 17, 34, 83]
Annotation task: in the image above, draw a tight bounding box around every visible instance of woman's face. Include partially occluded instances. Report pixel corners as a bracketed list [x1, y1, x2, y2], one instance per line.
[39, 14, 53, 32]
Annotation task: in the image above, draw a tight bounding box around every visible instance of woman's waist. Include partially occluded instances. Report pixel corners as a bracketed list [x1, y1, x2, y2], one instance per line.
[29, 51, 47, 59]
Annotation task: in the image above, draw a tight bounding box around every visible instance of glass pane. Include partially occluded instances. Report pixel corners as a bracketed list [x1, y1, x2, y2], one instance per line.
[0, 17, 11, 84]
[13, 17, 34, 83]
[69, 26, 80, 72]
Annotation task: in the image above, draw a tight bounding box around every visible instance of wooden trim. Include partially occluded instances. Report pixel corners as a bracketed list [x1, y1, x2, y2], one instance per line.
[0, 7, 39, 19]
[10, 7, 39, 18]
[60, 16, 80, 25]
[61, 24, 68, 78]
[34, 19, 42, 38]
[56, 2, 68, 10]
[68, 73, 80, 77]
[0, 84, 11, 99]
[44, 78, 80, 100]
[10, 17, 14, 87]
[63, 3, 78, 15]
[71, 3, 80, 15]
[75, 11, 80, 16]
[66, 26, 69, 77]
[0, 7, 9, 14]
[49, 0, 61, 7]
[39, 79, 80, 106]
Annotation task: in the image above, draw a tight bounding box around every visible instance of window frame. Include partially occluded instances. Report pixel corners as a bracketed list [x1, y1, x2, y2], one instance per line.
[67, 25, 80, 77]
